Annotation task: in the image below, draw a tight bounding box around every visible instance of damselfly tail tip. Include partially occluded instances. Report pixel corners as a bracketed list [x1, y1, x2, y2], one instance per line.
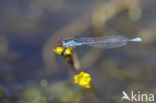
[130, 37, 142, 42]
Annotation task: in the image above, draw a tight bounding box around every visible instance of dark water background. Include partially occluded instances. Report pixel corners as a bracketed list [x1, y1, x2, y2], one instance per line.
[0, 0, 156, 103]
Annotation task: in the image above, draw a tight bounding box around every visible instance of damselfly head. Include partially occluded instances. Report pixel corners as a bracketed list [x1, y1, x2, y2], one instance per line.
[56, 41, 62, 46]
[56, 38, 63, 46]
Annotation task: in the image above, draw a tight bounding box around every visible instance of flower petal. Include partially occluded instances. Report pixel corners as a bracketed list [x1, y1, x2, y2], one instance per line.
[74, 72, 91, 88]
[53, 47, 64, 55]
[64, 47, 73, 55]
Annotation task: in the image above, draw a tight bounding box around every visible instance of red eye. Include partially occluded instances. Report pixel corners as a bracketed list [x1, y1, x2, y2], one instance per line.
[57, 42, 62, 46]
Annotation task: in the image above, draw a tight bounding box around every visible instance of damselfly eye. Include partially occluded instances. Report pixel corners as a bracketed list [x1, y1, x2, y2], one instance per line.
[57, 42, 62, 46]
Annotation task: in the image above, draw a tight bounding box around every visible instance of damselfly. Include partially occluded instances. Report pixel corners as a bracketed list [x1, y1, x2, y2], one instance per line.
[56, 35, 142, 48]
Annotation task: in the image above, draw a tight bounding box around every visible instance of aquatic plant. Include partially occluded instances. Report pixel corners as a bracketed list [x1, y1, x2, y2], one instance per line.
[53, 46, 91, 88]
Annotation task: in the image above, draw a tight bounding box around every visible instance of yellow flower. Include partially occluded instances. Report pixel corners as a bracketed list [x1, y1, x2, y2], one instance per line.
[74, 72, 91, 88]
[64, 47, 73, 55]
[53, 47, 73, 56]
[53, 47, 64, 55]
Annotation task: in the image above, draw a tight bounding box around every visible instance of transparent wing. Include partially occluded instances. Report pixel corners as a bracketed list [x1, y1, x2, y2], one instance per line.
[74, 35, 127, 48]
[87, 41, 127, 48]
